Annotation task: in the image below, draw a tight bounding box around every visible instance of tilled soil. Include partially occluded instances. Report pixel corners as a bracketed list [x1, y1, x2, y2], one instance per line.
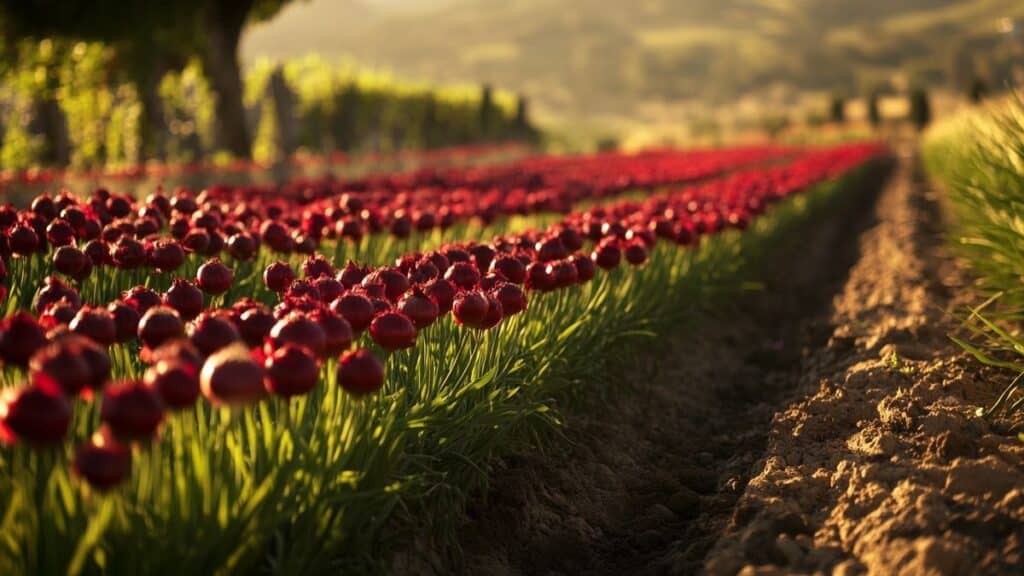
[401, 152, 1024, 575]
[704, 154, 1024, 575]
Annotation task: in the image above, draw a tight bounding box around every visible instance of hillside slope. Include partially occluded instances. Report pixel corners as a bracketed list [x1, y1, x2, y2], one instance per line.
[242, 0, 1023, 121]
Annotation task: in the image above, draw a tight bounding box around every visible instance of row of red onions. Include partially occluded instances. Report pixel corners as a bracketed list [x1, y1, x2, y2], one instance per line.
[0, 142, 527, 188]
[0, 143, 883, 490]
[0, 147, 790, 274]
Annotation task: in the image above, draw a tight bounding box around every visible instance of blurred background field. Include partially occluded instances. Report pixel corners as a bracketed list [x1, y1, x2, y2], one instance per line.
[1, 3, 1024, 574]
[244, 0, 1024, 145]
[0, 0, 1021, 192]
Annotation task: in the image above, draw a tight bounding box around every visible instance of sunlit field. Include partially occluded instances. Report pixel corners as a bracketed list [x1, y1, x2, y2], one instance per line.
[1, 1, 1022, 574]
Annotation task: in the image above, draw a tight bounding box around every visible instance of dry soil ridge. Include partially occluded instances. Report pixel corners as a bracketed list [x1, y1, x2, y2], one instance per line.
[705, 152, 1024, 575]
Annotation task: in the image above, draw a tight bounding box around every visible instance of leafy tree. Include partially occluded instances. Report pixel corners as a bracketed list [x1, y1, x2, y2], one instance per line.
[0, 0, 295, 159]
[1, 2, 189, 160]
[200, 0, 296, 158]
[2, 39, 73, 165]
[332, 83, 361, 151]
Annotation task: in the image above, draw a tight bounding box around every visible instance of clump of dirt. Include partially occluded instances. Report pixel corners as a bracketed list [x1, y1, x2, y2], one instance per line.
[704, 155, 1024, 575]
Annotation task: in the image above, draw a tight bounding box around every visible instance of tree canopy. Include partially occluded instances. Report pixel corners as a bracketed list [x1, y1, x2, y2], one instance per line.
[0, 0, 296, 159]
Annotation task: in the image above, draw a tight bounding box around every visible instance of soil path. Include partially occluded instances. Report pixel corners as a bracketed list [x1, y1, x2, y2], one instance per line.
[401, 152, 1024, 575]
[704, 152, 1024, 575]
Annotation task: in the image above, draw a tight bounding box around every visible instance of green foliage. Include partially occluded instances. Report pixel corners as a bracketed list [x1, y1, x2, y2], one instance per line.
[0, 0, 299, 161]
[58, 43, 118, 167]
[923, 99, 1024, 310]
[0, 119, 44, 170]
[923, 95, 1024, 417]
[242, 0, 1024, 120]
[0, 38, 199, 167]
[247, 56, 532, 158]
[252, 94, 280, 164]
[0, 38, 121, 168]
[158, 61, 217, 161]
[0, 47, 536, 169]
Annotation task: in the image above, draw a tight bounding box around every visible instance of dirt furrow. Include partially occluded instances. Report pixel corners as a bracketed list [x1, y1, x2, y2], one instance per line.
[704, 151, 1024, 575]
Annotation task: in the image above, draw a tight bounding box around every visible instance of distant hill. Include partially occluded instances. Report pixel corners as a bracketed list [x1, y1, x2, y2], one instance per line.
[241, 0, 1024, 125]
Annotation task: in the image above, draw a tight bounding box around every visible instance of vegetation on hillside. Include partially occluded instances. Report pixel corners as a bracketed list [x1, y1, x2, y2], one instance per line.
[244, 0, 1024, 120]
[0, 39, 534, 171]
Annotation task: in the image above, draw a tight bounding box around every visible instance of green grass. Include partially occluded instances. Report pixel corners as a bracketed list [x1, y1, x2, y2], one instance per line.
[923, 96, 1024, 419]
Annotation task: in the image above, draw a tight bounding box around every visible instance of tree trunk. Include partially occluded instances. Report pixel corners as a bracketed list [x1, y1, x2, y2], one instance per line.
[31, 97, 71, 166]
[268, 66, 297, 158]
[200, 0, 254, 159]
[333, 85, 360, 152]
[137, 59, 170, 162]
